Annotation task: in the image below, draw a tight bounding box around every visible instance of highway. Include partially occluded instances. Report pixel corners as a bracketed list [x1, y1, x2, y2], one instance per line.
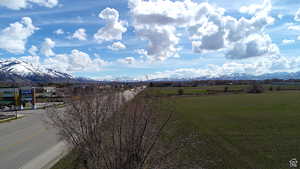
[0, 109, 61, 169]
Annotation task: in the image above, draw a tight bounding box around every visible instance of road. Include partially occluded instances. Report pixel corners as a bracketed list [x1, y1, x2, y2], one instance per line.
[0, 86, 146, 169]
[0, 109, 61, 169]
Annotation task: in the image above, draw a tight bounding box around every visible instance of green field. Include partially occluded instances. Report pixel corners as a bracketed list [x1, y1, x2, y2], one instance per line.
[151, 85, 247, 96]
[148, 88, 300, 169]
[51, 87, 300, 169]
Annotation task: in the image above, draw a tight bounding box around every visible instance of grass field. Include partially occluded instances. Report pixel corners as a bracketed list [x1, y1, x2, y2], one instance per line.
[147, 88, 300, 169]
[151, 85, 247, 96]
[51, 87, 300, 169]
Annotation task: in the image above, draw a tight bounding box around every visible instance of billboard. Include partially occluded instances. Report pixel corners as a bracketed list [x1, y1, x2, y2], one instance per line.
[0, 88, 19, 97]
[0, 88, 36, 108]
[0, 88, 20, 106]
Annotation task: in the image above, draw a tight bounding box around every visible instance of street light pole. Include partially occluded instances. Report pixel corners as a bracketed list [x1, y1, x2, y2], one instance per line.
[15, 109, 17, 119]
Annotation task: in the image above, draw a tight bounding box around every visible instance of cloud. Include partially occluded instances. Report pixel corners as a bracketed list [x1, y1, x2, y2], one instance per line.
[107, 41, 126, 51]
[0, 0, 59, 10]
[0, 17, 38, 54]
[72, 28, 87, 41]
[189, 0, 275, 56]
[239, 0, 271, 15]
[129, 0, 192, 61]
[295, 8, 300, 21]
[282, 39, 295, 45]
[277, 14, 283, 20]
[134, 49, 147, 55]
[118, 57, 135, 64]
[226, 34, 279, 59]
[136, 25, 180, 61]
[129, 0, 277, 61]
[28, 45, 38, 56]
[40, 38, 55, 57]
[94, 8, 127, 43]
[53, 28, 64, 35]
[139, 56, 300, 80]
[44, 49, 106, 72]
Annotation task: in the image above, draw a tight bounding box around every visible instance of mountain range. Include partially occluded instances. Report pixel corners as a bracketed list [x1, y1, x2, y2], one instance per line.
[0, 59, 80, 83]
[1, 59, 300, 83]
[144, 72, 300, 82]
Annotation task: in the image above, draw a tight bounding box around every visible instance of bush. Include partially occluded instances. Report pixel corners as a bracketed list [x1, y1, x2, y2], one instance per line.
[247, 83, 264, 93]
[46, 89, 199, 169]
[269, 86, 273, 91]
[224, 86, 229, 92]
[177, 88, 184, 95]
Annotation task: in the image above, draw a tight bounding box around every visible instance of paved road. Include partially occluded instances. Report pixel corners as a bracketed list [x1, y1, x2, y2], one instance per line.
[0, 109, 60, 169]
[0, 86, 146, 169]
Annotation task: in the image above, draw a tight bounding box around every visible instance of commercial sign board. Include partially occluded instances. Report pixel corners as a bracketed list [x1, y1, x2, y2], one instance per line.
[20, 88, 33, 101]
[0, 88, 19, 98]
[0, 87, 36, 109]
[0, 88, 20, 106]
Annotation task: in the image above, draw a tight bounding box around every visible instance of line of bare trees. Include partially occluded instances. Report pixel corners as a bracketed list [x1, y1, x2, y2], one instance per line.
[46, 88, 201, 169]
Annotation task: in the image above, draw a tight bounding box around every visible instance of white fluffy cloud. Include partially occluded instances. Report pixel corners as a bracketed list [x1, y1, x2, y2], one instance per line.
[0, 17, 38, 54]
[72, 28, 87, 41]
[94, 8, 127, 43]
[136, 26, 180, 61]
[226, 34, 279, 59]
[139, 56, 300, 80]
[44, 49, 106, 72]
[189, 0, 275, 57]
[239, 0, 271, 15]
[295, 8, 300, 22]
[0, 0, 58, 10]
[40, 38, 55, 57]
[54, 28, 64, 35]
[129, 0, 194, 61]
[107, 41, 126, 51]
[129, 0, 277, 61]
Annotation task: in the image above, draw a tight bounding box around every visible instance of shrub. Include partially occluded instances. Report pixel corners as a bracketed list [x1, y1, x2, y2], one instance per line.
[269, 86, 273, 91]
[247, 83, 264, 93]
[178, 88, 184, 95]
[224, 86, 229, 92]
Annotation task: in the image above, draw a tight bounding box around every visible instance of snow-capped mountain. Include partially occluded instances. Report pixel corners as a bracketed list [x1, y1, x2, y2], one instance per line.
[145, 72, 300, 81]
[0, 59, 75, 83]
[104, 72, 300, 82]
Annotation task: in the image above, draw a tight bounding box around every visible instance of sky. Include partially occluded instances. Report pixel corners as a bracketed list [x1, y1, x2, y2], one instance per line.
[0, 0, 300, 80]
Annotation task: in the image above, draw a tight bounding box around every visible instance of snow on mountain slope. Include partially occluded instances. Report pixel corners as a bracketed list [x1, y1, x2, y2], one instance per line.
[0, 59, 74, 82]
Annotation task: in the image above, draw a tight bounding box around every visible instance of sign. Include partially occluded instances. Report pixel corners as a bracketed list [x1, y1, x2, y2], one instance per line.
[0, 88, 19, 97]
[0, 87, 35, 108]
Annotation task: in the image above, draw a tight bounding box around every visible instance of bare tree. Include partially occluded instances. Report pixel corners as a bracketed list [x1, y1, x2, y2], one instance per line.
[46, 89, 198, 169]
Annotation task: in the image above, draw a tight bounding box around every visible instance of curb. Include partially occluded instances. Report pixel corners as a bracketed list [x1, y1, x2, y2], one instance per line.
[0, 115, 25, 123]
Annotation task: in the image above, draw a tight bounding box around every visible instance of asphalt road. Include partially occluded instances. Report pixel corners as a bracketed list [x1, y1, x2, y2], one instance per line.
[0, 86, 146, 169]
[0, 109, 60, 169]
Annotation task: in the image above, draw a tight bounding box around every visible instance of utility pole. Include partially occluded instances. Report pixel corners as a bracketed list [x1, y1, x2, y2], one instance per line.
[15, 109, 17, 119]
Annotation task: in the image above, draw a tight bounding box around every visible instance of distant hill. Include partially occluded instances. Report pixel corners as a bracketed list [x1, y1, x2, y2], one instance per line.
[146, 72, 300, 81]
